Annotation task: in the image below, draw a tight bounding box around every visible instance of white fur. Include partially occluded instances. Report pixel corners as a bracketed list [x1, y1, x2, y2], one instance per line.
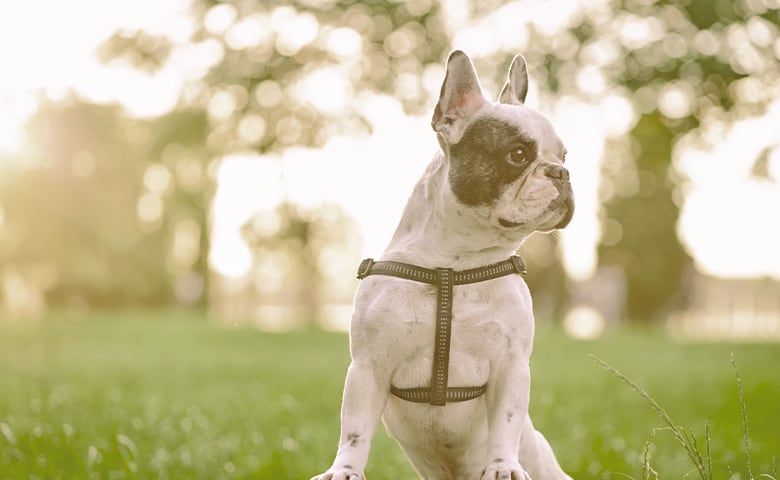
[312, 53, 573, 480]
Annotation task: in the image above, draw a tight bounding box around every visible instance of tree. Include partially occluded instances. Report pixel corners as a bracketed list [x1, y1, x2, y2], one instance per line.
[5, 0, 778, 318]
[101, 0, 448, 152]
[240, 202, 360, 327]
[0, 101, 170, 306]
[593, 0, 779, 320]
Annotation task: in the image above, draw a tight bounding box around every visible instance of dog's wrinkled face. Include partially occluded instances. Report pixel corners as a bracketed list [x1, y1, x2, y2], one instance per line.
[432, 51, 574, 236]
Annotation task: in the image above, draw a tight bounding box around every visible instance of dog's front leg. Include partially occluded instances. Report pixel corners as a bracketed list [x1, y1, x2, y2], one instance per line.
[481, 360, 533, 480]
[311, 359, 389, 480]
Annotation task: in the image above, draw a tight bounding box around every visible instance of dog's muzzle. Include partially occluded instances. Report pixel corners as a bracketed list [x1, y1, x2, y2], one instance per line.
[545, 164, 574, 229]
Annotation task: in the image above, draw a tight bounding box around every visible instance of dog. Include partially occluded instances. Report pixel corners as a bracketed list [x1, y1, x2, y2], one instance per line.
[312, 50, 574, 480]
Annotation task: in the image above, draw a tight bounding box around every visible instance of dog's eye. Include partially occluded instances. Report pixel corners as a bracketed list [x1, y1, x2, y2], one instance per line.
[507, 147, 530, 167]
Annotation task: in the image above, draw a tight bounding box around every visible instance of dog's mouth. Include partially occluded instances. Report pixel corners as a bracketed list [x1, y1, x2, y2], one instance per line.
[498, 217, 524, 228]
[499, 193, 574, 230]
[555, 194, 575, 229]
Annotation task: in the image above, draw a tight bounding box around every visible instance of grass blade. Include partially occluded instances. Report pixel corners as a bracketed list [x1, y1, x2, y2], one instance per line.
[731, 353, 753, 480]
[705, 421, 713, 479]
[591, 355, 709, 480]
[642, 441, 659, 480]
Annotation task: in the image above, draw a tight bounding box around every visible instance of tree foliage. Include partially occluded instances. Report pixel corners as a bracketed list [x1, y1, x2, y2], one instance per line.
[2, 0, 778, 319]
[0, 100, 213, 308]
[102, 0, 447, 152]
[0, 102, 168, 306]
[592, 0, 780, 320]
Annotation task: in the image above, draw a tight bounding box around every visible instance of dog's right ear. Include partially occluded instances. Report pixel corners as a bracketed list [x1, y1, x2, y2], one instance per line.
[498, 54, 529, 105]
[431, 50, 486, 145]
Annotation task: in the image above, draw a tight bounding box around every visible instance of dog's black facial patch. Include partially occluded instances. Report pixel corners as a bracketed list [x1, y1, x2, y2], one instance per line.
[448, 117, 537, 207]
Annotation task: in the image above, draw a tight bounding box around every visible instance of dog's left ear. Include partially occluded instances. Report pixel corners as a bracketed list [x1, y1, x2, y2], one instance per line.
[498, 54, 529, 105]
[432, 50, 486, 144]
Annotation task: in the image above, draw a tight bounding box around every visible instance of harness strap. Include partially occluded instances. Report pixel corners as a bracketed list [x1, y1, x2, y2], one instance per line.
[431, 267, 452, 405]
[390, 383, 487, 403]
[357, 256, 526, 284]
[356, 255, 526, 406]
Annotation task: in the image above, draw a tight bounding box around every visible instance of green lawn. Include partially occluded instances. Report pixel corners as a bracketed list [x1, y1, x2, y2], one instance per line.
[0, 310, 778, 479]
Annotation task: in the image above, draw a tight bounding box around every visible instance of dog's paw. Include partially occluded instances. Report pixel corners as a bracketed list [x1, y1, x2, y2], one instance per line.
[310, 468, 365, 480]
[481, 462, 532, 480]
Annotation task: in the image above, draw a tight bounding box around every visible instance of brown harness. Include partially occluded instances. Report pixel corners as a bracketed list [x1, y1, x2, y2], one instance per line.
[356, 255, 527, 406]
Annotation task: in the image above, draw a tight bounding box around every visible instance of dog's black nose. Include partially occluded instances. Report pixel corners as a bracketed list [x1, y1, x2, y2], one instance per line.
[544, 164, 569, 181]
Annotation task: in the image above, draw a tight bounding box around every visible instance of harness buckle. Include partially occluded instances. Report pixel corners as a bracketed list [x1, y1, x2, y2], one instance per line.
[356, 258, 375, 279]
[511, 255, 527, 276]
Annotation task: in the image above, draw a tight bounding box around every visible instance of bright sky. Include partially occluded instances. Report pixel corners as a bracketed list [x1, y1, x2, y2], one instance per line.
[0, 0, 191, 153]
[676, 99, 780, 278]
[2, 0, 780, 284]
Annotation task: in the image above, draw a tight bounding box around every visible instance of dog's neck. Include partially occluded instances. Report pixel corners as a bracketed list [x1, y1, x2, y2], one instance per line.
[381, 152, 531, 270]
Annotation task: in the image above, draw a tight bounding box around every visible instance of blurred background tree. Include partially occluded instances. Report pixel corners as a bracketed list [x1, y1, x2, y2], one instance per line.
[238, 202, 361, 327]
[1, 0, 778, 324]
[594, 0, 779, 322]
[100, 0, 447, 151]
[0, 101, 210, 308]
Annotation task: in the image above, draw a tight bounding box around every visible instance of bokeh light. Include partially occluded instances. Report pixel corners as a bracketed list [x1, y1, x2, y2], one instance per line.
[0, 0, 778, 340]
[2, 2, 780, 479]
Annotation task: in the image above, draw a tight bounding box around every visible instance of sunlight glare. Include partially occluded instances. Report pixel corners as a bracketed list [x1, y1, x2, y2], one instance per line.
[553, 97, 614, 280]
[274, 10, 319, 56]
[679, 183, 780, 278]
[617, 13, 665, 49]
[0, 93, 37, 154]
[211, 233, 253, 279]
[208, 90, 238, 121]
[210, 154, 284, 278]
[575, 66, 607, 96]
[324, 27, 363, 59]
[209, 93, 433, 277]
[279, 95, 432, 258]
[169, 39, 225, 81]
[448, 0, 585, 56]
[599, 94, 636, 136]
[0, 0, 193, 136]
[293, 67, 352, 114]
[676, 99, 780, 278]
[204, 4, 238, 35]
[563, 305, 606, 339]
[225, 14, 271, 51]
[78, 65, 184, 117]
[657, 82, 695, 119]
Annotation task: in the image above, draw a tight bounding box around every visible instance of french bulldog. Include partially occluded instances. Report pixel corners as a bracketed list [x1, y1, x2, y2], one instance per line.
[312, 50, 574, 480]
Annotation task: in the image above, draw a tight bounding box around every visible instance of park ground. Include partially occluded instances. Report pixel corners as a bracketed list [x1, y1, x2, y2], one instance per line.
[0, 310, 778, 479]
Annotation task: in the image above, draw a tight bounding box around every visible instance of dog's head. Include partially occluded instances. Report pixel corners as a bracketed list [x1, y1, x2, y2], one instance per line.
[432, 50, 574, 238]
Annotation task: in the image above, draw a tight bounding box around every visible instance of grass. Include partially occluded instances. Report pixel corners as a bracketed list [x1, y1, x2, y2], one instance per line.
[591, 354, 777, 480]
[0, 310, 778, 479]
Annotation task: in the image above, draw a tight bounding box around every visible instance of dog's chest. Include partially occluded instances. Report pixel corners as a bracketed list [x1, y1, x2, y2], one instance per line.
[376, 278, 533, 389]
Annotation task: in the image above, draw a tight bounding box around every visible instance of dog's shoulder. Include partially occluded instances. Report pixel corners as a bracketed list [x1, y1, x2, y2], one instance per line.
[349, 276, 436, 352]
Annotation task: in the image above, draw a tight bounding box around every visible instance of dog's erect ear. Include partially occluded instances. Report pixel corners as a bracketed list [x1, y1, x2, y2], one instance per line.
[498, 54, 528, 105]
[431, 50, 486, 144]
